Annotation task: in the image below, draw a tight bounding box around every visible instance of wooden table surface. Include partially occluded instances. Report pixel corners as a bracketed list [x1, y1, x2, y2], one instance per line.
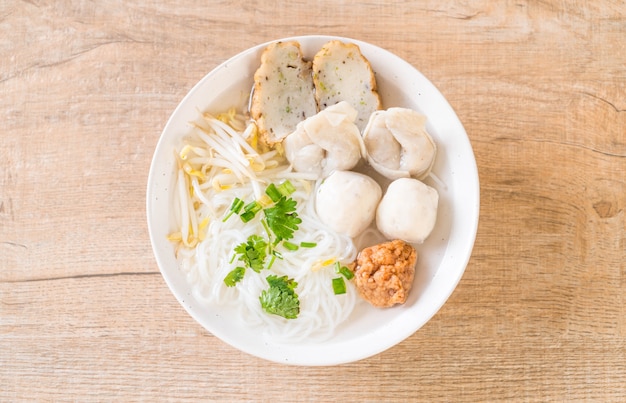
[2, 0, 625, 401]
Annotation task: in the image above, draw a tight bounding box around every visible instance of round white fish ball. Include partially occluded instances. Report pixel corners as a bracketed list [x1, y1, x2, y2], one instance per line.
[315, 170, 382, 238]
[376, 178, 438, 244]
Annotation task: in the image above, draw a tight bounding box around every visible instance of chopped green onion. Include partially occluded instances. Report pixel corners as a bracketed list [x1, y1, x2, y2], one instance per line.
[272, 249, 283, 259]
[231, 197, 244, 212]
[223, 197, 244, 222]
[282, 241, 299, 251]
[277, 180, 296, 197]
[300, 241, 317, 248]
[265, 183, 282, 202]
[332, 277, 346, 295]
[334, 261, 355, 280]
[266, 254, 276, 270]
[339, 266, 354, 280]
[240, 210, 256, 223]
[244, 200, 262, 214]
[239, 201, 262, 222]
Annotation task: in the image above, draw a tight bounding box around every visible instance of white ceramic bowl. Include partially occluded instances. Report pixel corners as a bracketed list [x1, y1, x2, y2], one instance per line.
[147, 35, 479, 366]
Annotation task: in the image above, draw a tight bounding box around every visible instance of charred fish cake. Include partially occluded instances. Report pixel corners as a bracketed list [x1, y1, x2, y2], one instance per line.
[352, 239, 417, 308]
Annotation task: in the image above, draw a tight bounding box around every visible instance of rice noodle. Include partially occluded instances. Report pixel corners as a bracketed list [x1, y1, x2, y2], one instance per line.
[171, 111, 360, 342]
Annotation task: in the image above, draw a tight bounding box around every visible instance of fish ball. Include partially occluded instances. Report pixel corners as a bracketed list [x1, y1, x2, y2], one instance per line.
[376, 178, 438, 244]
[315, 170, 382, 238]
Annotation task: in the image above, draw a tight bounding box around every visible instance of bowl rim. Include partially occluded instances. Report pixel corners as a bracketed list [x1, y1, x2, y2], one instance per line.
[147, 34, 480, 366]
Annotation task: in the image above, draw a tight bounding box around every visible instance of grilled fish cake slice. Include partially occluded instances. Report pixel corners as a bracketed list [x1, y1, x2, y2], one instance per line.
[250, 41, 318, 146]
[312, 40, 382, 131]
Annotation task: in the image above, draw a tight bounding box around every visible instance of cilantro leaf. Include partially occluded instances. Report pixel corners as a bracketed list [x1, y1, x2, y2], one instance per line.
[224, 266, 246, 287]
[263, 196, 302, 242]
[233, 235, 268, 272]
[259, 275, 300, 319]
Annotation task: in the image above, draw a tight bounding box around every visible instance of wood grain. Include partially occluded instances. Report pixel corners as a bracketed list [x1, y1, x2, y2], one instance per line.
[2, 0, 625, 401]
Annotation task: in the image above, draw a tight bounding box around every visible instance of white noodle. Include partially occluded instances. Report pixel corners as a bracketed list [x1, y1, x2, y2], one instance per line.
[172, 116, 359, 343]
